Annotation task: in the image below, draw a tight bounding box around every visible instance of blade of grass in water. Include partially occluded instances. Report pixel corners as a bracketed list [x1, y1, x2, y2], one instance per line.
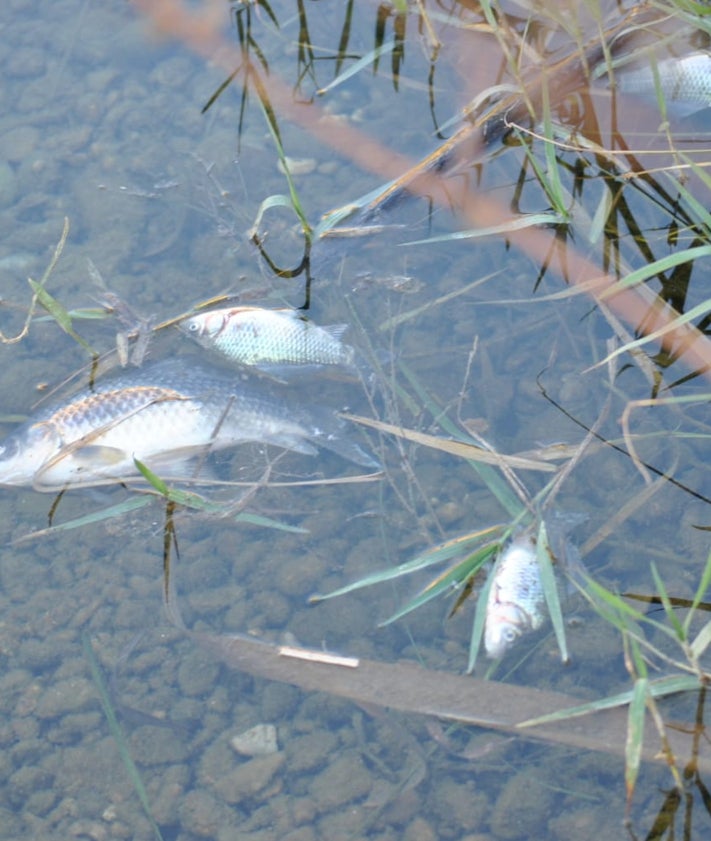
[403, 212, 564, 245]
[380, 540, 502, 627]
[12, 496, 153, 544]
[2, 217, 69, 346]
[650, 562, 685, 642]
[311, 525, 504, 602]
[28, 279, 97, 357]
[254, 83, 312, 242]
[133, 458, 306, 531]
[536, 520, 568, 664]
[82, 634, 165, 841]
[317, 41, 394, 95]
[598, 245, 711, 300]
[340, 413, 556, 472]
[377, 269, 503, 331]
[396, 361, 531, 518]
[625, 641, 648, 810]
[468, 551, 498, 673]
[686, 546, 711, 639]
[518, 673, 702, 728]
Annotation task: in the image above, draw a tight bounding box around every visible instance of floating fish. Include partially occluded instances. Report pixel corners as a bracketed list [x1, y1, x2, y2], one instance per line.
[0, 359, 379, 490]
[484, 531, 545, 659]
[178, 307, 356, 370]
[613, 52, 711, 115]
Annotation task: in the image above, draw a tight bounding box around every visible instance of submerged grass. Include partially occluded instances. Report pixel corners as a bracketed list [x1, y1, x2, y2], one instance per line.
[82, 634, 165, 841]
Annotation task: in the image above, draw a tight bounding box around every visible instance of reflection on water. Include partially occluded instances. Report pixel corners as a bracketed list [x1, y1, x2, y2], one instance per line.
[1, 0, 711, 839]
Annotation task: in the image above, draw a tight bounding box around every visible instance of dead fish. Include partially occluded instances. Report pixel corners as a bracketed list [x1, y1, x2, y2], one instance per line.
[484, 516, 584, 658]
[484, 531, 545, 659]
[613, 52, 711, 115]
[0, 358, 379, 490]
[178, 307, 356, 370]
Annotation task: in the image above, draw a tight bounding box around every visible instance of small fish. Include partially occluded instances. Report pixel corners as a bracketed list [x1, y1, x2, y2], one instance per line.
[178, 307, 355, 370]
[484, 516, 585, 658]
[0, 358, 379, 490]
[484, 531, 545, 659]
[614, 52, 711, 115]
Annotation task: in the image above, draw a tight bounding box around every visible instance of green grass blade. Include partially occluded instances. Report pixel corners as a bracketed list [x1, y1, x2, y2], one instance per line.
[28, 279, 97, 356]
[690, 620, 711, 660]
[250, 193, 300, 235]
[317, 41, 394, 95]
[132, 459, 304, 532]
[518, 673, 701, 728]
[82, 634, 165, 841]
[397, 361, 525, 517]
[404, 212, 564, 245]
[255, 89, 312, 241]
[380, 541, 501, 626]
[234, 512, 308, 533]
[132, 458, 225, 513]
[599, 245, 711, 298]
[536, 520, 568, 663]
[683, 545, 711, 637]
[311, 527, 502, 602]
[625, 675, 648, 809]
[468, 558, 497, 673]
[13, 496, 153, 543]
[650, 562, 685, 642]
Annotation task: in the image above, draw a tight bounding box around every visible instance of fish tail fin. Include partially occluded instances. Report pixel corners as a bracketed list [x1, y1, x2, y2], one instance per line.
[316, 429, 382, 470]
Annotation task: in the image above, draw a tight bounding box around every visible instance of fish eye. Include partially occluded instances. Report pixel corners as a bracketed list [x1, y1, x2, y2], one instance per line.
[503, 627, 519, 643]
[187, 321, 200, 333]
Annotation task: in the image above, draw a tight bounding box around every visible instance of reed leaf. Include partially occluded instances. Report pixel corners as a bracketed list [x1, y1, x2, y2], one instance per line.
[317, 41, 394, 95]
[380, 540, 501, 627]
[518, 673, 701, 728]
[625, 674, 648, 809]
[28, 279, 97, 356]
[311, 525, 504, 602]
[82, 634, 165, 841]
[536, 520, 568, 664]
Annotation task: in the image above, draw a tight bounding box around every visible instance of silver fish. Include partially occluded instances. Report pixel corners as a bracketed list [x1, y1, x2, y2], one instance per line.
[179, 307, 355, 369]
[484, 516, 585, 658]
[0, 359, 379, 490]
[484, 531, 545, 659]
[614, 52, 711, 115]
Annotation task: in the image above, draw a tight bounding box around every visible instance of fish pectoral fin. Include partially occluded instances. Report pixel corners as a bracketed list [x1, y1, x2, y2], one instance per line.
[139, 447, 219, 481]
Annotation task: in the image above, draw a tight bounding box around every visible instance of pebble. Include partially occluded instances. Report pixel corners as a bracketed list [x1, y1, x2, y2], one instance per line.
[35, 678, 95, 719]
[210, 752, 285, 804]
[230, 723, 279, 756]
[488, 768, 555, 839]
[310, 751, 372, 810]
[278, 156, 317, 176]
[0, 160, 17, 208]
[0, 126, 40, 162]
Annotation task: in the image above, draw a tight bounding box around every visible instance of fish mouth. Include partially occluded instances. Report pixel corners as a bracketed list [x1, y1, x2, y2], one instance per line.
[484, 603, 529, 658]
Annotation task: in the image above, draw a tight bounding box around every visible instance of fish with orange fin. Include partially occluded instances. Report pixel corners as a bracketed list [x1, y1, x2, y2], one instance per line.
[0, 358, 380, 490]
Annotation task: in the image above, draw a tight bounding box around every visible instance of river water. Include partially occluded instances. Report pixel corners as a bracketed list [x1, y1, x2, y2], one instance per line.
[1, 1, 711, 839]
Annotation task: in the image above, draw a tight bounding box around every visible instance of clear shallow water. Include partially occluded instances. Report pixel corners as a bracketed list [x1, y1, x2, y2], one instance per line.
[1, 0, 711, 839]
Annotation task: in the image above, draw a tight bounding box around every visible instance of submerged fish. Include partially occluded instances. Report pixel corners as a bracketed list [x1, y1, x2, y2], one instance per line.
[484, 517, 584, 658]
[614, 52, 711, 115]
[0, 358, 379, 490]
[484, 531, 545, 659]
[178, 307, 355, 370]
